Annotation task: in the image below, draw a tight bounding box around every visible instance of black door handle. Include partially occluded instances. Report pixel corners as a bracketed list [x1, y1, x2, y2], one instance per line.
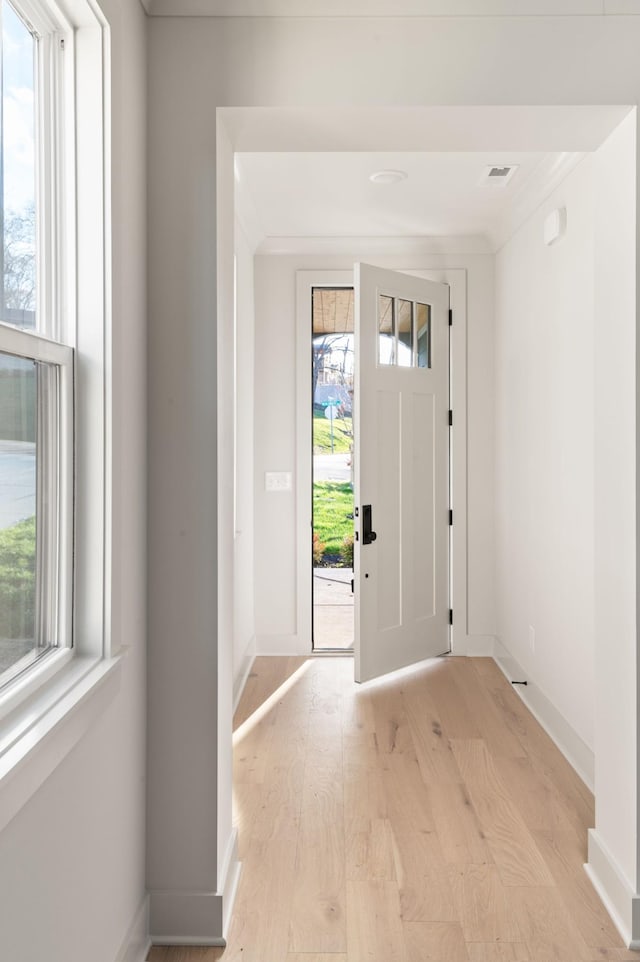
[362, 504, 377, 545]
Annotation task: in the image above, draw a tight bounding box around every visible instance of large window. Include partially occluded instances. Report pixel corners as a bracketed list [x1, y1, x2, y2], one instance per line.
[0, 0, 73, 691]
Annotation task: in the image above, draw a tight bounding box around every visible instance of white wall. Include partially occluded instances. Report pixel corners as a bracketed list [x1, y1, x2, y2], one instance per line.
[253, 250, 495, 651]
[147, 10, 640, 944]
[495, 155, 596, 751]
[590, 110, 638, 921]
[0, 1, 148, 960]
[233, 221, 256, 698]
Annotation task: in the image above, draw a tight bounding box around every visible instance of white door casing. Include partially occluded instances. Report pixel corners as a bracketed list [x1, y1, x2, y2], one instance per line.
[354, 263, 450, 682]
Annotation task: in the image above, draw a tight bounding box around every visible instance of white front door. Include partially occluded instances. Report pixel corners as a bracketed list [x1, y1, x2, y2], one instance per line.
[354, 263, 450, 683]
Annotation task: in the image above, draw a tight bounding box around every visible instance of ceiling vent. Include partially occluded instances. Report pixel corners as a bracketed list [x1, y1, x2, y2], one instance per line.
[480, 164, 519, 187]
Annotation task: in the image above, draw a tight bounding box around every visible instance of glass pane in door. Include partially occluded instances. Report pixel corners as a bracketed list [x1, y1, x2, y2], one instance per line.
[416, 302, 431, 368]
[378, 294, 395, 366]
[397, 298, 413, 367]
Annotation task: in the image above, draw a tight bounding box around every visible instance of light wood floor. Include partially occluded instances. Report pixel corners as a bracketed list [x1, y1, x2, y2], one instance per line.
[148, 655, 636, 962]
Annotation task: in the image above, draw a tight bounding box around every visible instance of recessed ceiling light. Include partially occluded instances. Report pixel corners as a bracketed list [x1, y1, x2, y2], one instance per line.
[369, 169, 408, 185]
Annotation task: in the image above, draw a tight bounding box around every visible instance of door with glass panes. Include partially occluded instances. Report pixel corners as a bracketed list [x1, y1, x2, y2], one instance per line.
[354, 263, 450, 682]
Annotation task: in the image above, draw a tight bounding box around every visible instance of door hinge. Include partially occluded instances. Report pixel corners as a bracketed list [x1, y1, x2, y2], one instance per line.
[448, 509, 453, 526]
[449, 608, 453, 625]
[448, 308, 453, 326]
[448, 409, 453, 426]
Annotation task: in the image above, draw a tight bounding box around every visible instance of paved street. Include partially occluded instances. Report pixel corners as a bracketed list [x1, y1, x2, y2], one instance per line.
[313, 452, 352, 482]
[0, 440, 36, 530]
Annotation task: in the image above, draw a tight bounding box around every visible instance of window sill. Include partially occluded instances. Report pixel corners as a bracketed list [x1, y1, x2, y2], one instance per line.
[0, 652, 122, 833]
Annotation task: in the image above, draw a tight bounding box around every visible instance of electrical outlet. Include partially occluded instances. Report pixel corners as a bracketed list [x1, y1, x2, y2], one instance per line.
[529, 625, 535, 653]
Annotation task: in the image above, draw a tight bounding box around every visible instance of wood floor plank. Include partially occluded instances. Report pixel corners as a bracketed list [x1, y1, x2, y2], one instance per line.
[428, 781, 493, 866]
[492, 754, 582, 838]
[233, 656, 309, 728]
[247, 720, 307, 844]
[584, 950, 640, 960]
[343, 757, 387, 821]
[286, 956, 347, 961]
[232, 705, 278, 783]
[450, 739, 554, 886]
[474, 664, 595, 832]
[391, 827, 458, 922]
[289, 758, 346, 952]
[403, 921, 469, 961]
[345, 815, 396, 880]
[447, 657, 527, 758]
[447, 863, 523, 943]
[150, 656, 624, 962]
[465, 946, 531, 962]
[232, 781, 264, 858]
[402, 686, 464, 784]
[370, 686, 414, 755]
[342, 684, 376, 737]
[381, 751, 436, 835]
[223, 835, 298, 962]
[346, 879, 408, 961]
[421, 659, 482, 738]
[508, 885, 594, 961]
[528, 751, 594, 838]
[532, 829, 626, 949]
[343, 729, 380, 768]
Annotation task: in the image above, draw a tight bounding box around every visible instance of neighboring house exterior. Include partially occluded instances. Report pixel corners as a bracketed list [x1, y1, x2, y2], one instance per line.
[314, 384, 352, 415]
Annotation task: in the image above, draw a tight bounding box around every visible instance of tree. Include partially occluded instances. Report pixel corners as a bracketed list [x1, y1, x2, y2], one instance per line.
[312, 333, 343, 400]
[3, 203, 36, 313]
[312, 332, 354, 403]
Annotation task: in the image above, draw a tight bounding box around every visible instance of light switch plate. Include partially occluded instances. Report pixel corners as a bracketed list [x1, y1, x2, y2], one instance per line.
[265, 471, 292, 492]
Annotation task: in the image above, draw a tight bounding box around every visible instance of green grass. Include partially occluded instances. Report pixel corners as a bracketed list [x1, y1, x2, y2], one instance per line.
[313, 481, 354, 561]
[313, 412, 353, 454]
[0, 516, 35, 638]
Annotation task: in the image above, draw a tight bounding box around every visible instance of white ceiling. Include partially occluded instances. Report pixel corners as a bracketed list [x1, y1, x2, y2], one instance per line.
[235, 150, 582, 250]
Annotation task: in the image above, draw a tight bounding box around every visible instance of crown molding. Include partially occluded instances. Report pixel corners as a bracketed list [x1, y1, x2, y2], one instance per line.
[144, 0, 634, 17]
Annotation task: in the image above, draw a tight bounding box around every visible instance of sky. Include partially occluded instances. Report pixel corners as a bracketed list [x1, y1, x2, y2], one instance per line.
[3, 0, 35, 216]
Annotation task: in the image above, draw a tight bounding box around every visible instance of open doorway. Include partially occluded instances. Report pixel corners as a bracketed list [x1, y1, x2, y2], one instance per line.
[216, 103, 639, 952]
[311, 287, 355, 650]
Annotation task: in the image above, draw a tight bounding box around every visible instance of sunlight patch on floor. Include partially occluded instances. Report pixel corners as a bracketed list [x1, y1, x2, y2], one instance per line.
[232, 660, 311, 744]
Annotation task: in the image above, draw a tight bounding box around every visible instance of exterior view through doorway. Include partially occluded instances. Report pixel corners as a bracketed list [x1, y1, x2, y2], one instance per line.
[309, 268, 451, 672]
[312, 287, 355, 650]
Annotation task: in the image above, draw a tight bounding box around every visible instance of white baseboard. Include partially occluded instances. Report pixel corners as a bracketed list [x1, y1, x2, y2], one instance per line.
[115, 894, 151, 962]
[452, 633, 496, 656]
[492, 638, 594, 790]
[150, 935, 226, 947]
[586, 829, 640, 949]
[149, 889, 225, 946]
[149, 829, 241, 947]
[233, 640, 256, 714]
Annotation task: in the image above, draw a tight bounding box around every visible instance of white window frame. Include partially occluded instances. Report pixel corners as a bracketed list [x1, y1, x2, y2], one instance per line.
[0, 0, 75, 692]
[0, 0, 119, 831]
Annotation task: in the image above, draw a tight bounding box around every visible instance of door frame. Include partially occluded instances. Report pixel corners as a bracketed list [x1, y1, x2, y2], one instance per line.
[295, 265, 471, 659]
